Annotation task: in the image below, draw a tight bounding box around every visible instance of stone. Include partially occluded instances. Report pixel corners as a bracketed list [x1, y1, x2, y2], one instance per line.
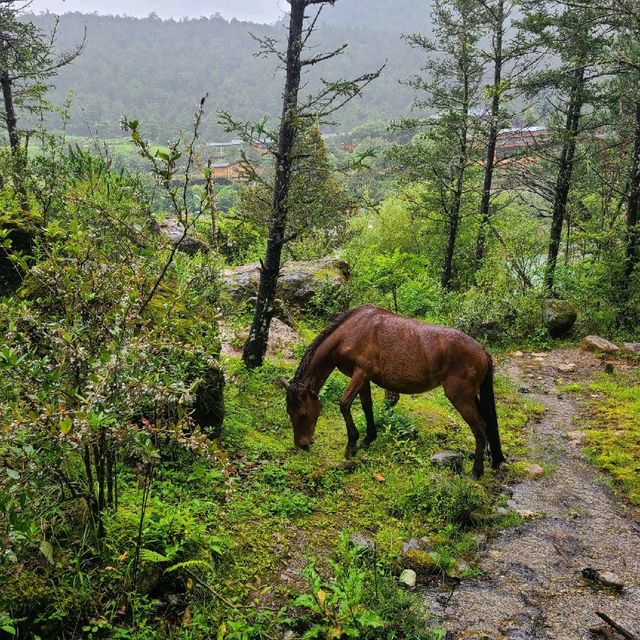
[622, 342, 640, 356]
[581, 336, 620, 354]
[597, 571, 625, 591]
[191, 362, 225, 439]
[158, 218, 209, 255]
[567, 430, 586, 444]
[513, 351, 524, 357]
[582, 567, 624, 591]
[523, 464, 545, 479]
[282, 631, 296, 640]
[402, 538, 422, 555]
[222, 258, 350, 310]
[266, 318, 301, 359]
[543, 299, 578, 337]
[556, 363, 577, 373]
[496, 507, 509, 516]
[349, 533, 374, 550]
[531, 352, 548, 358]
[399, 569, 417, 588]
[472, 533, 487, 545]
[430, 450, 465, 472]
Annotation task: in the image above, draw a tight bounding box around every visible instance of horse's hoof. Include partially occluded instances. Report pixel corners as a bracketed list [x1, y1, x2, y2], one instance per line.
[345, 445, 358, 459]
[471, 470, 483, 481]
[360, 438, 375, 450]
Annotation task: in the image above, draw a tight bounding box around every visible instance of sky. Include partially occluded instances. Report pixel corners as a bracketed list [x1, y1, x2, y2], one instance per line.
[26, 0, 287, 23]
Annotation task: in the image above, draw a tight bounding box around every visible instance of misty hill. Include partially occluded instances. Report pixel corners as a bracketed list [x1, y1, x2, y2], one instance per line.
[28, 3, 432, 142]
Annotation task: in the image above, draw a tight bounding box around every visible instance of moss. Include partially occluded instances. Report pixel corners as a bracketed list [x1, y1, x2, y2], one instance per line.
[565, 370, 640, 504]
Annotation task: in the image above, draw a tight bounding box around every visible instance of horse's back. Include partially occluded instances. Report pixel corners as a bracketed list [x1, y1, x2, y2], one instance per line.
[335, 306, 488, 393]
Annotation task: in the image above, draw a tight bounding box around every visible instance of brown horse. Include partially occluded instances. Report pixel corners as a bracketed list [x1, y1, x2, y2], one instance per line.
[279, 305, 504, 478]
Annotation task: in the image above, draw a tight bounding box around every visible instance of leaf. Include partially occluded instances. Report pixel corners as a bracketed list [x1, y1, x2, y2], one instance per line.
[316, 589, 327, 606]
[165, 559, 211, 573]
[39, 540, 54, 564]
[140, 549, 169, 563]
[59, 417, 73, 435]
[372, 473, 385, 483]
[216, 622, 226, 640]
[6, 469, 20, 480]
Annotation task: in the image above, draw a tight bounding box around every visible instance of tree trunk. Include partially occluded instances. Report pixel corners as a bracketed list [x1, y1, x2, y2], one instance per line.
[1, 69, 19, 155]
[624, 99, 640, 284]
[242, 0, 305, 368]
[442, 165, 464, 290]
[1, 68, 29, 211]
[474, 0, 504, 275]
[544, 66, 585, 292]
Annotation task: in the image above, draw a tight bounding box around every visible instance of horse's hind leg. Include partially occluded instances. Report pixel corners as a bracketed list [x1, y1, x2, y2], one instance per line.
[359, 381, 377, 449]
[339, 369, 368, 459]
[443, 379, 487, 479]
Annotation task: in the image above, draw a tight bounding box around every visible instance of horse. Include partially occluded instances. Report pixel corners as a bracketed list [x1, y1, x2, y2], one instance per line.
[279, 305, 504, 479]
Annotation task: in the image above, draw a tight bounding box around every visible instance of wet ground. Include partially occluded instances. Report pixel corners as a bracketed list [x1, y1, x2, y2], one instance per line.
[426, 348, 640, 640]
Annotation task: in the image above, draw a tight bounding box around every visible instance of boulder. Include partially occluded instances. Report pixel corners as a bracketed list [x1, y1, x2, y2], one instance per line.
[222, 258, 350, 310]
[191, 363, 225, 439]
[266, 318, 302, 359]
[430, 450, 465, 472]
[581, 336, 620, 354]
[543, 299, 577, 338]
[159, 218, 209, 255]
[622, 343, 640, 357]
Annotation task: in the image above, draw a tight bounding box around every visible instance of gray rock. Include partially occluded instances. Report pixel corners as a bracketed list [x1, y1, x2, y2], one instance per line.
[581, 335, 620, 354]
[402, 538, 422, 555]
[222, 258, 350, 310]
[582, 567, 624, 591]
[159, 218, 209, 255]
[399, 569, 417, 588]
[349, 533, 374, 550]
[543, 299, 578, 337]
[430, 450, 465, 472]
[622, 342, 640, 356]
[556, 363, 577, 373]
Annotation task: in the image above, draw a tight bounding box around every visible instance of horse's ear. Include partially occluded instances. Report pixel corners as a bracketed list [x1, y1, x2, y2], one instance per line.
[279, 377, 291, 390]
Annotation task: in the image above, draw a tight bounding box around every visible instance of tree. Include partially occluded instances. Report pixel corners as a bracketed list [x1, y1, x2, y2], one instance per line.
[222, 0, 381, 368]
[0, 0, 83, 207]
[473, 0, 531, 274]
[397, 0, 485, 290]
[519, 1, 611, 292]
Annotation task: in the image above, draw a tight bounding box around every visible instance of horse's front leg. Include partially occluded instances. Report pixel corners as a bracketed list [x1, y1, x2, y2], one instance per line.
[359, 381, 377, 449]
[339, 370, 368, 459]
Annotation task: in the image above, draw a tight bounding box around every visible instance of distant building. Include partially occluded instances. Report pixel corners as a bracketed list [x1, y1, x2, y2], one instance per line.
[211, 161, 243, 182]
[495, 127, 554, 161]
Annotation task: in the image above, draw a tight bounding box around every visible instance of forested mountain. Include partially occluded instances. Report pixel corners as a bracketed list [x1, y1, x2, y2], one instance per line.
[28, 2, 431, 141]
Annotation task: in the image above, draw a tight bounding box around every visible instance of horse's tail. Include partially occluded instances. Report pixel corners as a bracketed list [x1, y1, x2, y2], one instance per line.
[477, 354, 505, 469]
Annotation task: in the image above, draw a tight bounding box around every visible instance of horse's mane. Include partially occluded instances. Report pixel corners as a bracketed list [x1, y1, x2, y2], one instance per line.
[292, 306, 362, 384]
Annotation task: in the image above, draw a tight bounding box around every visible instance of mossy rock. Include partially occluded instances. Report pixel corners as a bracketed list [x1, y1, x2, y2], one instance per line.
[0, 198, 42, 294]
[543, 299, 577, 338]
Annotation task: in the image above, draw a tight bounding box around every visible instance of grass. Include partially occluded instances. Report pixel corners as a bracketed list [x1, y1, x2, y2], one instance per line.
[564, 368, 640, 505]
[0, 353, 543, 639]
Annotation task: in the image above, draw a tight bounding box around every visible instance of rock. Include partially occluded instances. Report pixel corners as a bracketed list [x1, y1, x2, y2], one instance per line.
[581, 336, 620, 354]
[582, 567, 624, 591]
[567, 430, 586, 444]
[266, 318, 301, 359]
[158, 218, 209, 255]
[472, 533, 487, 545]
[543, 299, 578, 338]
[597, 571, 625, 591]
[402, 538, 422, 555]
[514, 351, 524, 357]
[622, 342, 640, 356]
[222, 258, 350, 310]
[430, 450, 465, 472]
[523, 464, 545, 479]
[531, 352, 548, 358]
[399, 569, 417, 588]
[349, 533, 375, 550]
[496, 507, 509, 516]
[589, 624, 617, 639]
[282, 631, 296, 640]
[191, 362, 225, 439]
[556, 363, 577, 373]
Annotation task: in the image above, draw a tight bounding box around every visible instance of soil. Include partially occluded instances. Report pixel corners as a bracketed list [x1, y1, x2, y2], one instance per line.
[426, 348, 640, 640]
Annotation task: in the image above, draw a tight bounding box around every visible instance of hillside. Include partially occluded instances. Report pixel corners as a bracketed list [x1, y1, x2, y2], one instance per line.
[28, 3, 432, 141]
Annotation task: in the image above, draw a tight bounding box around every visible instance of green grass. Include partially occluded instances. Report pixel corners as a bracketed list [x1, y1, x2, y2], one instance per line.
[0, 354, 543, 639]
[564, 369, 640, 505]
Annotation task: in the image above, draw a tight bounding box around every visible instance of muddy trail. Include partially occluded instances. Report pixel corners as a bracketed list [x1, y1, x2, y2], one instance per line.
[426, 348, 640, 640]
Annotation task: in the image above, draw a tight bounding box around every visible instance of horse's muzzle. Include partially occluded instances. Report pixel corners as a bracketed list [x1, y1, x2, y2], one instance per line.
[296, 442, 310, 451]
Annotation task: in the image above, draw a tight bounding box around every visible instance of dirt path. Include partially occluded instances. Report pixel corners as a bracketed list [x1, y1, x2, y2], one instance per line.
[427, 348, 640, 640]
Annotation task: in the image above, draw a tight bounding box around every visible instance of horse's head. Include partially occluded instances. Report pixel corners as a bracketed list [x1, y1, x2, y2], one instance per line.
[279, 378, 321, 450]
